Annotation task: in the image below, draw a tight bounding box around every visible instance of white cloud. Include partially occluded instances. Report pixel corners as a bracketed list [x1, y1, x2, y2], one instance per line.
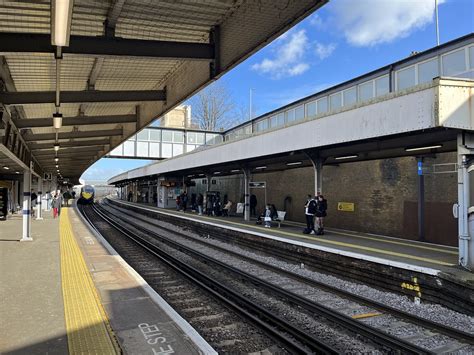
[331, 0, 445, 47]
[309, 13, 323, 27]
[252, 29, 310, 79]
[315, 42, 336, 59]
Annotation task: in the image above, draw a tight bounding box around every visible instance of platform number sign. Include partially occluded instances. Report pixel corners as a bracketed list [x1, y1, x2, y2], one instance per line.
[417, 161, 423, 176]
[44, 173, 52, 181]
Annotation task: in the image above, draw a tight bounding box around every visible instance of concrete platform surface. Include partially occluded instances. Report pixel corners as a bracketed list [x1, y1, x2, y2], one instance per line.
[0, 205, 216, 355]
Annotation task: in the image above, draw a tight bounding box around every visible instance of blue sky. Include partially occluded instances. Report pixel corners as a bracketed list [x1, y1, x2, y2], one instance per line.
[81, 0, 474, 183]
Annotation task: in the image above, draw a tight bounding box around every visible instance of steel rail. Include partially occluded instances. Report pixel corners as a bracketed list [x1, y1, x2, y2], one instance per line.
[103, 199, 474, 345]
[98, 202, 433, 354]
[86, 204, 337, 355]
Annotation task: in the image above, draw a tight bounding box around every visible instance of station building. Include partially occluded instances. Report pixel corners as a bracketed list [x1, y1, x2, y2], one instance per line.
[110, 33, 474, 252]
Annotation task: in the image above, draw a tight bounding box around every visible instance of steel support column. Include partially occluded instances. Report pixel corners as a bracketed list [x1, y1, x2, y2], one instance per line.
[36, 177, 43, 220]
[309, 156, 323, 196]
[243, 168, 250, 222]
[417, 157, 425, 242]
[20, 168, 32, 241]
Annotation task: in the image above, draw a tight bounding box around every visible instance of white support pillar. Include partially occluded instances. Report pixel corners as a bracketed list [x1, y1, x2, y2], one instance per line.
[243, 168, 250, 222]
[308, 155, 323, 196]
[36, 177, 43, 220]
[457, 133, 474, 270]
[20, 168, 33, 242]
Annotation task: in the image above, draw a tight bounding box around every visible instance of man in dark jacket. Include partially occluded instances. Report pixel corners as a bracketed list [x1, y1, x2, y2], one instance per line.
[315, 195, 328, 235]
[304, 195, 317, 234]
[250, 194, 257, 217]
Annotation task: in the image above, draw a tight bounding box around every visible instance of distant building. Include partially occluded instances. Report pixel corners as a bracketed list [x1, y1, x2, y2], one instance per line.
[159, 105, 196, 128]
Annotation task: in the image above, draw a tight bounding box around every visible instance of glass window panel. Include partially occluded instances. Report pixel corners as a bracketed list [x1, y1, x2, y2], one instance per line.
[213, 135, 223, 144]
[295, 105, 304, 120]
[162, 130, 173, 142]
[270, 115, 278, 128]
[137, 142, 149, 157]
[343, 87, 357, 106]
[375, 76, 389, 96]
[397, 66, 416, 90]
[173, 144, 183, 156]
[442, 49, 466, 76]
[149, 129, 161, 141]
[329, 92, 342, 110]
[196, 132, 205, 144]
[187, 132, 196, 144]
[418, 58, 439, 84]
[187, 144, 196, 152]
[110, 145, 123, 156]
[277, 113, 285, 126]
[287, 109, 295, 122]
[470, 46, 474, 69]
[162, 143, 172, 158]
[256, 119, 268, 131]
[306, 101, 317, 117]
[123, 141, 135, 156]
[206, 133, 217, 144]
[173, 131, 184, 143]
[358, 81, 373, 101]
[137, 129, 149, 141]
[149, 143, 160, 157]
[317, 97, 328, 114]
[244, 125, 252, 134]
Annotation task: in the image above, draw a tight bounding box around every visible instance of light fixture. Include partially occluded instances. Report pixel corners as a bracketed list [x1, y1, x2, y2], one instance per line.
[187, 174, 193, 177]
[51, 0, 74, 47]
[255, 166, 267, 170]
[54, 143, 60, 151]
[335, 155, 358, 160]
[15, 171, 20, 174]
[231, 169, 240, 173]
[55, 157, 59, 162]
[55, 164, 59, 168]
[214, 171, 221, 175]
[405, 144, 442, 152]
[53, 113, 63, 129]
[3, 166, 9, 170]
[286, 161, 302, 166]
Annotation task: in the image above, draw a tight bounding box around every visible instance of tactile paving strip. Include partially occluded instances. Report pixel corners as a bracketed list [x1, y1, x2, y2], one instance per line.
[59, 208, 121, 354]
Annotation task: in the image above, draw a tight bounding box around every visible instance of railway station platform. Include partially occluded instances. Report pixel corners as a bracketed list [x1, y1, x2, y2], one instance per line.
[107, 198, 474, 314]
[0, 205, 215, 354]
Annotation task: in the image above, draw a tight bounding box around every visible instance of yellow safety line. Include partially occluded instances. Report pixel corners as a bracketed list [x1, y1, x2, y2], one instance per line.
[60, 208, 121, 355]
[177, 212, 455, 267]
[352, 312, 383, 319]
[282, 220, 458, 255]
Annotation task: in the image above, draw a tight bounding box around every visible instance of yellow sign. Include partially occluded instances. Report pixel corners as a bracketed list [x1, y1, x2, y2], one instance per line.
[337, 202, 355, 212]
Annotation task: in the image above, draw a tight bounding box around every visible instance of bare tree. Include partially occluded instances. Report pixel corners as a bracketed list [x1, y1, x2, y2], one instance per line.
[190, 81, 236, 131]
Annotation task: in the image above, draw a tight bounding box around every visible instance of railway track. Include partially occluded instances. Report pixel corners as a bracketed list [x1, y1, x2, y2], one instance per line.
[99, 200, 474, 353]
[80, 203, 338, 354]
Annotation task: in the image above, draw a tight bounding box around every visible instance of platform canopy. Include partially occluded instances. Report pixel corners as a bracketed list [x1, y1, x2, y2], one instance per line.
[0, 0, 326, 183]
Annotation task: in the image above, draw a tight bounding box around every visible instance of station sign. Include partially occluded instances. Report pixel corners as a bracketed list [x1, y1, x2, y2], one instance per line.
[43, 173, 52, 181]
[337, 202, 355, 212]
[249, 181, 266, 188]
[417, 161, 423, 176]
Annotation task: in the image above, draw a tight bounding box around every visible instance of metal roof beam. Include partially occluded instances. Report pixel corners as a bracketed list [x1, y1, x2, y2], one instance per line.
[105, 0, 126, 37]
[29, 139, 110, 150]
[0, 90, 165, 105]
[23, 129, 123, 141]
[33, 148, 103, 157]
[0, 33, 214, 60]
[14, 114, 136, 128]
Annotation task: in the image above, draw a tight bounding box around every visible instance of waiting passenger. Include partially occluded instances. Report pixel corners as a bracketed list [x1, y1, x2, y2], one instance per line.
[197, 193, 204, 215]
[30, 190, 37, 218]
[222, 200, 232, 217]
[182, 191, 188, 212]
[264, 204, 272, 228]
[315, 195, 328, 235]
[176, 194, 181, 211]
[304, 195, 317, 234]
[128, 191, 133, 202]
[250, 194, 257, 217]
[206, 195, 213, 216]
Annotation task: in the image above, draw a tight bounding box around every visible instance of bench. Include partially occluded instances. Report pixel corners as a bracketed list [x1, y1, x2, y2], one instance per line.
[270, 211, 286, 228]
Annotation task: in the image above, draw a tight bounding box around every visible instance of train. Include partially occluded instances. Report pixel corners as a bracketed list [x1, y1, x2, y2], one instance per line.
[77, 185, 95, 204]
